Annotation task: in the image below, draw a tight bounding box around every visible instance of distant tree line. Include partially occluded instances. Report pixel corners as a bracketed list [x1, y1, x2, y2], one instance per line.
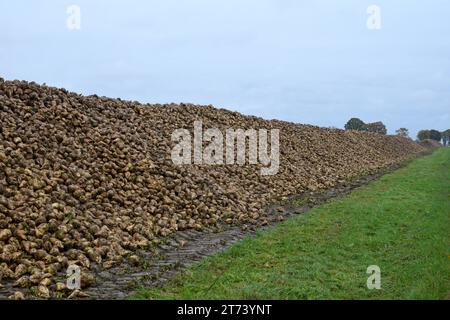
[443, 129, 450, 146]
[344, 118, 449, 145]
[344, 118, 387, 135]
[418, 129, 450, 146]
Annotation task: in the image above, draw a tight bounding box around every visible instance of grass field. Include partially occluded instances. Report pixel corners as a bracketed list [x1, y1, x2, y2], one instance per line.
[133, 148, 450, 300]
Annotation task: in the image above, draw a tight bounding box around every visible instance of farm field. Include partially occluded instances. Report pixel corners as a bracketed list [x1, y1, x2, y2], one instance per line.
[133, 148, 450, 300]
[2, 1, 450, 309]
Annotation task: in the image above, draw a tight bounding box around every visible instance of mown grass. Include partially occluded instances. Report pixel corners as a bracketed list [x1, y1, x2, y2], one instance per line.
[133, 148, 450, 300]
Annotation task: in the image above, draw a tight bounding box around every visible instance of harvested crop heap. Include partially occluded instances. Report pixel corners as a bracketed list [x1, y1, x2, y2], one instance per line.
[0, 78, 425, 297]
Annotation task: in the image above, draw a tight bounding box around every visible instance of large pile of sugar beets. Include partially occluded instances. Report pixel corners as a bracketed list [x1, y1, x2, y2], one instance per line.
[0, 78, 425, 298]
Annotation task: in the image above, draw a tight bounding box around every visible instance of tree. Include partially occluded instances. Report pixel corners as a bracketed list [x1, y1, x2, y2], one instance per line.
[395, 128, 409, 138]
[428, 130, 442, 142]
[417, 130, 430, 141]
[344, 118, 366, 131]
[441, 129, 450, 146]
[365, 121, 387, 135]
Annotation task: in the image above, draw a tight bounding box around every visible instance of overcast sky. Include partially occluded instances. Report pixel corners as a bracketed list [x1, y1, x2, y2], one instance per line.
[1, 0, 449, 138]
